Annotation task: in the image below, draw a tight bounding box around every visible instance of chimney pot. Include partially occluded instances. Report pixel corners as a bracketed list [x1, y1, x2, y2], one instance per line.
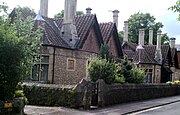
[123, 21, 128, 42]
[63, 0, 77, 24]
[112, 10, 119, 29]
[61, 0, 78, 48]
[170, 37, 176, 48]
[156, 29, 162, 50]
[138, 29, 145, 46]
[154, 29, 162, 64]
[40, 0, 48, 17]
[86, 7, 92, 14]
[149, 28, 153, 45]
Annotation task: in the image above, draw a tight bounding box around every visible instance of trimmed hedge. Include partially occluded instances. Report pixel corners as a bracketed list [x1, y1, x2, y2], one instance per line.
[23, 84, 79, 108]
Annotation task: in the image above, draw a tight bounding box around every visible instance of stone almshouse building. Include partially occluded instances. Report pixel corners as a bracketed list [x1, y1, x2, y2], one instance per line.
[11, 0, 180, 84]
[121, 21, 180, 83]
[10, 0, 123, 85]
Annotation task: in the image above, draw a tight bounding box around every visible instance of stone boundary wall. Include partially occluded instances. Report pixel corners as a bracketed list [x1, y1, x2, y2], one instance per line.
[22, 80, 180, 109]
[22, 80, 93, 108]
[97, 79, 180, 106]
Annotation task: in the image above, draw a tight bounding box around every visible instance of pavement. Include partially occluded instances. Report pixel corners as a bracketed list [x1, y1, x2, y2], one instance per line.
[24, 95, 180, 115]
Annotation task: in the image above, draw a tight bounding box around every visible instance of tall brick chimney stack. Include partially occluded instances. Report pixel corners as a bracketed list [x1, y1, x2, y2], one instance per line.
[123, 21, 128, 42]
[149, 28, 153, 45]
[112, 10, 119, 29]
[40, 0, 48, 17]
[60, 0, 79, 48]
[63, 0, 77, 24]
[138, 29, 145, 46]
[155, 29, 162, 64]
[170, 37, 176, 48]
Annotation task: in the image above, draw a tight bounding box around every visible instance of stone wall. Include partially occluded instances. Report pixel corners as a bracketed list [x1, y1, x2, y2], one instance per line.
[97, 80, 180, 107]
[81, 28, 100, 54]
[139, 64, 161, 83]
[39, 46, 96, 85]
[108, 35, 119, 57]
[171, 67, 180, 81]
[54, 48, 96, 85]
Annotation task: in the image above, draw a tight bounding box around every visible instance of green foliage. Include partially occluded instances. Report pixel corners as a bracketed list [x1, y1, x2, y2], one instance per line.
[114, 75, 125, 84]
[129, 68, 145, 84]
[54, 10, 84, 19]
[169, 0, 180, 21]
[117, 57, 133, 83]
[127, 12, 168, 44]
[15, 90, 28, 105]
[88, 58, 116, 84]
[115, 57, 145, 84]
[23, 85, 77, 107]
[166, 80, 180, 85]
[118, 31, 124, 43]
[99, 43, 113, 62]
[0, 4, 41, 101]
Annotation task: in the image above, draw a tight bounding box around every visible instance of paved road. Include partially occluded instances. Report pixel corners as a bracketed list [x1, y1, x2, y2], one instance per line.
[129, 101, 180, 115]
[25, 95, 180, 115]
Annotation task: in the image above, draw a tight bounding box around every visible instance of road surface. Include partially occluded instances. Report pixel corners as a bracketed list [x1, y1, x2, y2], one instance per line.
[130, 101, 180, 115]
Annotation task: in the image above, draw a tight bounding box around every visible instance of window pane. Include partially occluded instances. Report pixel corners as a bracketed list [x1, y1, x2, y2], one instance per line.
[41, 56, 49, 63]
[32, 65, 39, 81]
[40, 65, 48, 81]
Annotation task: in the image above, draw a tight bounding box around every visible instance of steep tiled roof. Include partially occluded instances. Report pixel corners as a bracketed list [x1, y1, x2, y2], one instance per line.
[122, 42, 137, 51]
[171, 48, 179, 68]
[122, 42, 171, 65]
[133, 49, 157, 64]
[9, 8, 36, 20]
[99, 22, 114, 42]
[33, 18, 70, 48]
[99, 22, 123, 58]
[55, 14, 103, 49]
[43, 21, 70, 48]
[123, 50, 135, 60]
[144, 45, 170, 63]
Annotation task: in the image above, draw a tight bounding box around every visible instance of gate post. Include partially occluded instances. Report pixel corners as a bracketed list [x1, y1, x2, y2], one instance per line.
[83, 81, 92, 109]
[96, 79, 106, 107]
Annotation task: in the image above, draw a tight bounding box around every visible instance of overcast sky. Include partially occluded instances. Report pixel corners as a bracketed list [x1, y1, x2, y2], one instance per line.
[1, 0, 180, 43]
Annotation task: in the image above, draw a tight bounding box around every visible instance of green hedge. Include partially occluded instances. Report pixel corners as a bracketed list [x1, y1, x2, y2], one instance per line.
[23, 85, 79, 108]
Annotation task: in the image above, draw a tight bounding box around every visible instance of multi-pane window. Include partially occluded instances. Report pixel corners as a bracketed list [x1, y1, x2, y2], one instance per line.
[144, 69, 153, 83]
[32, 56, 49, 81]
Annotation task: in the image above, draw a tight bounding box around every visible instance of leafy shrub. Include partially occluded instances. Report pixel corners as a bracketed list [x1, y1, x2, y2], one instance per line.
[99, 43, 113, 62]
[118, 57, 133, 83]
[23, 85, 77, 108]
[0, 5, 41, 101]
[88, 58, 116, 84]
[166, 80, 180, 85]
[15, 90, 28, 104]
[114, 64, 125, 83]
[115, 57, 145, 84]
[129, 68, 145, 84]
[114, 75, 125, 84]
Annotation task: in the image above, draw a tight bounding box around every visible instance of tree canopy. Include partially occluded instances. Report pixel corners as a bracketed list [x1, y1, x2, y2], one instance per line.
[126, 12, 169, 45]
[0, 3, 41, 100]
[54, 10, 84, 19]
[169, 0, 180, 21]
